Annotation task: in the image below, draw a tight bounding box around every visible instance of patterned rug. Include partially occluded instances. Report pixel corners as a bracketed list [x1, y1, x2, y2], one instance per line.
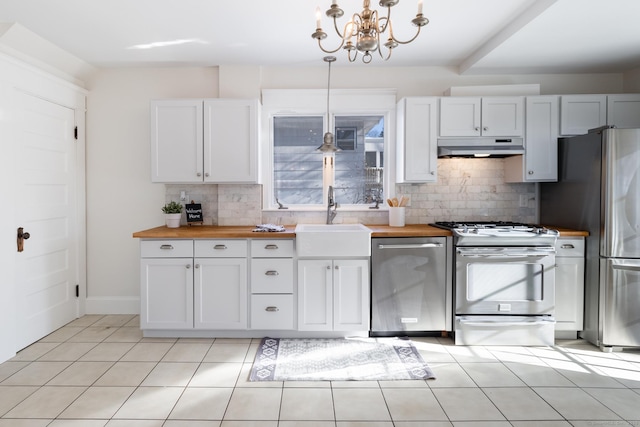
[249, 337, 436, 381]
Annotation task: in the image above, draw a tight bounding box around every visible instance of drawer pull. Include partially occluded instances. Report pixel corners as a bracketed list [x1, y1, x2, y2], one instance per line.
[265, 244, 279, 250]
[186, 264, 191, 269]
[265, 306, 280, 312]
[561, 244, 575, 249]
[214, 244, 227, 250]
[265, 270, 279, 276]
[160, 244, 174, 250]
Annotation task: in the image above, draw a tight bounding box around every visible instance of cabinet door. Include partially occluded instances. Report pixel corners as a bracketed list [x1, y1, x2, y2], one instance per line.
[150, 100, 203, 183]
[333, 259, 369, 331]
[439, 97, 481, 136]
[560, 95, 607, 136]
[525, 96, 559, 181]
[140, 258, 193, 329]
[194, 258, 248, 329]
[297, 260, 332, 331]
[555, 257, 585, 331]
[481, 97, 524, 137]
[607, 94, 640, 128]
[204, 99, 258, 183]
[396, 97, 438, 182]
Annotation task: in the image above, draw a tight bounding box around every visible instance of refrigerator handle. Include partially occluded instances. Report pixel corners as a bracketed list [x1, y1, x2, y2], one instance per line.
[612, 264, 640, 272]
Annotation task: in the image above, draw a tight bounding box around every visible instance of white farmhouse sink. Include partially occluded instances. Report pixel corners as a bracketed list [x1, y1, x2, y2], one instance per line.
[295, 223, 372, 257]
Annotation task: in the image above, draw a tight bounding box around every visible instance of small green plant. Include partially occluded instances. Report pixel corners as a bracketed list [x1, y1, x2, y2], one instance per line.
[161, 201, 183, 214]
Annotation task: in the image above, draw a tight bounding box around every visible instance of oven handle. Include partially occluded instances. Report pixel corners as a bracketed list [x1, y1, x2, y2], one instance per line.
[377, 243, 444, 250]
[457, 246, 555, 258]
[458, 317, 555, 326]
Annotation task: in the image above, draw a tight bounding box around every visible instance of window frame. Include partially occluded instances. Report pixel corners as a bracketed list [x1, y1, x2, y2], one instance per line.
[261, 89, 397, 211]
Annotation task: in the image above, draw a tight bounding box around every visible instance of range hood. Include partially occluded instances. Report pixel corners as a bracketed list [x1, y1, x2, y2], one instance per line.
[437, 137, 524, 158]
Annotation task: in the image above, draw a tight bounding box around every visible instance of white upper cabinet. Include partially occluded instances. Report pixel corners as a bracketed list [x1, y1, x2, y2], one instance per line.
[204, 99, 259, 183]
[396, 97, 438, 183]
[560, 95, 607, 136]
[150, 100, 203, 183]
[150, 99, 259, 183]
[607, 94, 640, 128]
[505, 96, 559, 183]
[439, 97, 524, 137]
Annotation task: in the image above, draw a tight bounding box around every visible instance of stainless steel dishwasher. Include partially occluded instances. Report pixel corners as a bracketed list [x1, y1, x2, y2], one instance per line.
[371, 236, 452, 336]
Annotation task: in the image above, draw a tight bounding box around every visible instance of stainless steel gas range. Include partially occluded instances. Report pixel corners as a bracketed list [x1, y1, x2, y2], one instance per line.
[432, 221, 559, 346]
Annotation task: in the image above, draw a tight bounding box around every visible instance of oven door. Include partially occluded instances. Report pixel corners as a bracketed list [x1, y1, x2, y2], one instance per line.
[455, 246, 555, 315]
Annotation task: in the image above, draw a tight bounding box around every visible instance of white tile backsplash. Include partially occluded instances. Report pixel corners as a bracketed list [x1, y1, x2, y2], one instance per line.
[165, 158, 536, 226]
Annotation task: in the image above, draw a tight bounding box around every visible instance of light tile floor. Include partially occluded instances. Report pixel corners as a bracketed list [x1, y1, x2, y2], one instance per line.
[1, 314, 640, 426]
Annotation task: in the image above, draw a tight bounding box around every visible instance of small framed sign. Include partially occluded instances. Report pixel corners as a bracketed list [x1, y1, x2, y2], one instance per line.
[185, 201, 203, 225]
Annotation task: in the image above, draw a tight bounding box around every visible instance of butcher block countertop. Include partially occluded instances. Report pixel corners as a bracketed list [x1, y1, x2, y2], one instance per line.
[132, 224, 587, 239]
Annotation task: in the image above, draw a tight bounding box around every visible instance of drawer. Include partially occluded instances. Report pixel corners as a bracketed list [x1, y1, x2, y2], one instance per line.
[251, 259, 294, 293]
[251, 239, 294, 258]
[555, 238, 585, 257]
[140, 240, 193, 258]
[251, 294, 294, 330]
[195, 239, 247, 258]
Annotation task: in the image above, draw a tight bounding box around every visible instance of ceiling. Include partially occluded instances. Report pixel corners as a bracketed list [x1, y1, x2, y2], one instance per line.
[0, 0, 639, 74]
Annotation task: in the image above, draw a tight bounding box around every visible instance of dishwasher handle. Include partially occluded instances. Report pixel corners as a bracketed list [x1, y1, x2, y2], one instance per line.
[377, 243, 444, 250]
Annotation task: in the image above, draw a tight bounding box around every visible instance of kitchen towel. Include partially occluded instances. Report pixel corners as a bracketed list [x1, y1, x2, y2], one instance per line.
[249, 337, 436, 381]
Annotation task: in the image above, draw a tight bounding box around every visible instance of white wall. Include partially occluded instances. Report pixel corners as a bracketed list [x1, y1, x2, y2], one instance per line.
[85, 65, 629, 314]
[623, 67, 640, 92]
[84, 67, 218, 313]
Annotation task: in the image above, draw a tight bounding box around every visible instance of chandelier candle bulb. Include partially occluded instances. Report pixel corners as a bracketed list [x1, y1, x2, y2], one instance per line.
[418, 0, 423, 15]
[316, 7, 322, 28]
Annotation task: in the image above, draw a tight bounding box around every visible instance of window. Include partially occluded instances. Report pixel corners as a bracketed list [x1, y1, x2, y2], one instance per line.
[262, 89, 396, 210]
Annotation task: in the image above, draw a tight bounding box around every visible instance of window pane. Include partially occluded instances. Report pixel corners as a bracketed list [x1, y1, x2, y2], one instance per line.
[273, 116, 324, 205]
[334, 116, 384, 205]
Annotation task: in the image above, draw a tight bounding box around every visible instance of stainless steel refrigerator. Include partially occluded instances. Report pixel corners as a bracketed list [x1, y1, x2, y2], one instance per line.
[540, 126, 640, 350]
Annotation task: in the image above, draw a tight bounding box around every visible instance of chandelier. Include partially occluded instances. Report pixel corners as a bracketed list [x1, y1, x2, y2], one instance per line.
[311, 0, 429, 64]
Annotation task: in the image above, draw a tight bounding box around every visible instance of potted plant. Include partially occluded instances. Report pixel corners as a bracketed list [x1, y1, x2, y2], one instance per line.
[162, 201, 183, 228]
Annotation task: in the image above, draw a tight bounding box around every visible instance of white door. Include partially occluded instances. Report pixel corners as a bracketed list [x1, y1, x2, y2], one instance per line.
[14, 92, 79, 349]
[297, 260, 332, 331]
[333, 259, 369, 331]
[194, 258, 247, 329]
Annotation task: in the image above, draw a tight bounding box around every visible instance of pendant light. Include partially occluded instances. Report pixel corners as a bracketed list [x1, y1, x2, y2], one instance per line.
[317, 55, 341, 153]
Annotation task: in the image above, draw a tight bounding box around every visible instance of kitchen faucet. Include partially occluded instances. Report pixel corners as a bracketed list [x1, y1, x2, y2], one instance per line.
[326, 185, 338, 224]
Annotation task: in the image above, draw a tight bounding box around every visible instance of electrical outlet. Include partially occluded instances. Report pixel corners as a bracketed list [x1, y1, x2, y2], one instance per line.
[519, 195, 528, 207]
[180, 191, 187, 202]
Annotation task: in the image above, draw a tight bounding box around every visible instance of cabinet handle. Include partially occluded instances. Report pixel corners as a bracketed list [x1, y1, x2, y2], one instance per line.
[474, 127, 479, 131]
[326, 266, 331, 270]
[483, 126, 488, 131]
[197, 172, 202, 177]
[160, 244, 174, 250]
[195, 264, 200, 269]
[214, 244, 227, 250]
[528, 170, 534, 175]
[205, 173, 210, 177]
[186, 264, 191, 269]
[265, 306, 279, 312]
[335, 265, 340, 270]
[264, 244, 279, 250]
[561, 244, 575, 249]
[265, 270, 279, 276]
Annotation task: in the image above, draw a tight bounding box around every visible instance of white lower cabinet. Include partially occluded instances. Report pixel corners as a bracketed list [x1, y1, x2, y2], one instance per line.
[298, 259, 369, 332]
[554, 237, 585, 333]
[194, 258, 247, 329]
[250, 240, 295, 330]
[140, 240, 194, 330]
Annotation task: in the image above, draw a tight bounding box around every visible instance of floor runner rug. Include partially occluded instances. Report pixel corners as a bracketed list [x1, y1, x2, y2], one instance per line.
[249, 337, 436, 381]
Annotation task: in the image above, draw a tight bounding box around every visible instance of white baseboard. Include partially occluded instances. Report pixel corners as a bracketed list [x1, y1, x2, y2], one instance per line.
[85, 297, 139, 315]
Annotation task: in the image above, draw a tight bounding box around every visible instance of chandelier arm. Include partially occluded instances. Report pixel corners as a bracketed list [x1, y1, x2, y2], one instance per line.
[317, 38, 345, 54]
[378, 8, 391, 33]
[390, 25, 423, 45]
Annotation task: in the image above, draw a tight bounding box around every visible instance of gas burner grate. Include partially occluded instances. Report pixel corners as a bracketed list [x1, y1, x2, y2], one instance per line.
[432, 221, 537, 230]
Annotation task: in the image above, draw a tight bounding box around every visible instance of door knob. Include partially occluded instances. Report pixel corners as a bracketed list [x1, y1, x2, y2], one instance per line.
[17, 227, 30, 252]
